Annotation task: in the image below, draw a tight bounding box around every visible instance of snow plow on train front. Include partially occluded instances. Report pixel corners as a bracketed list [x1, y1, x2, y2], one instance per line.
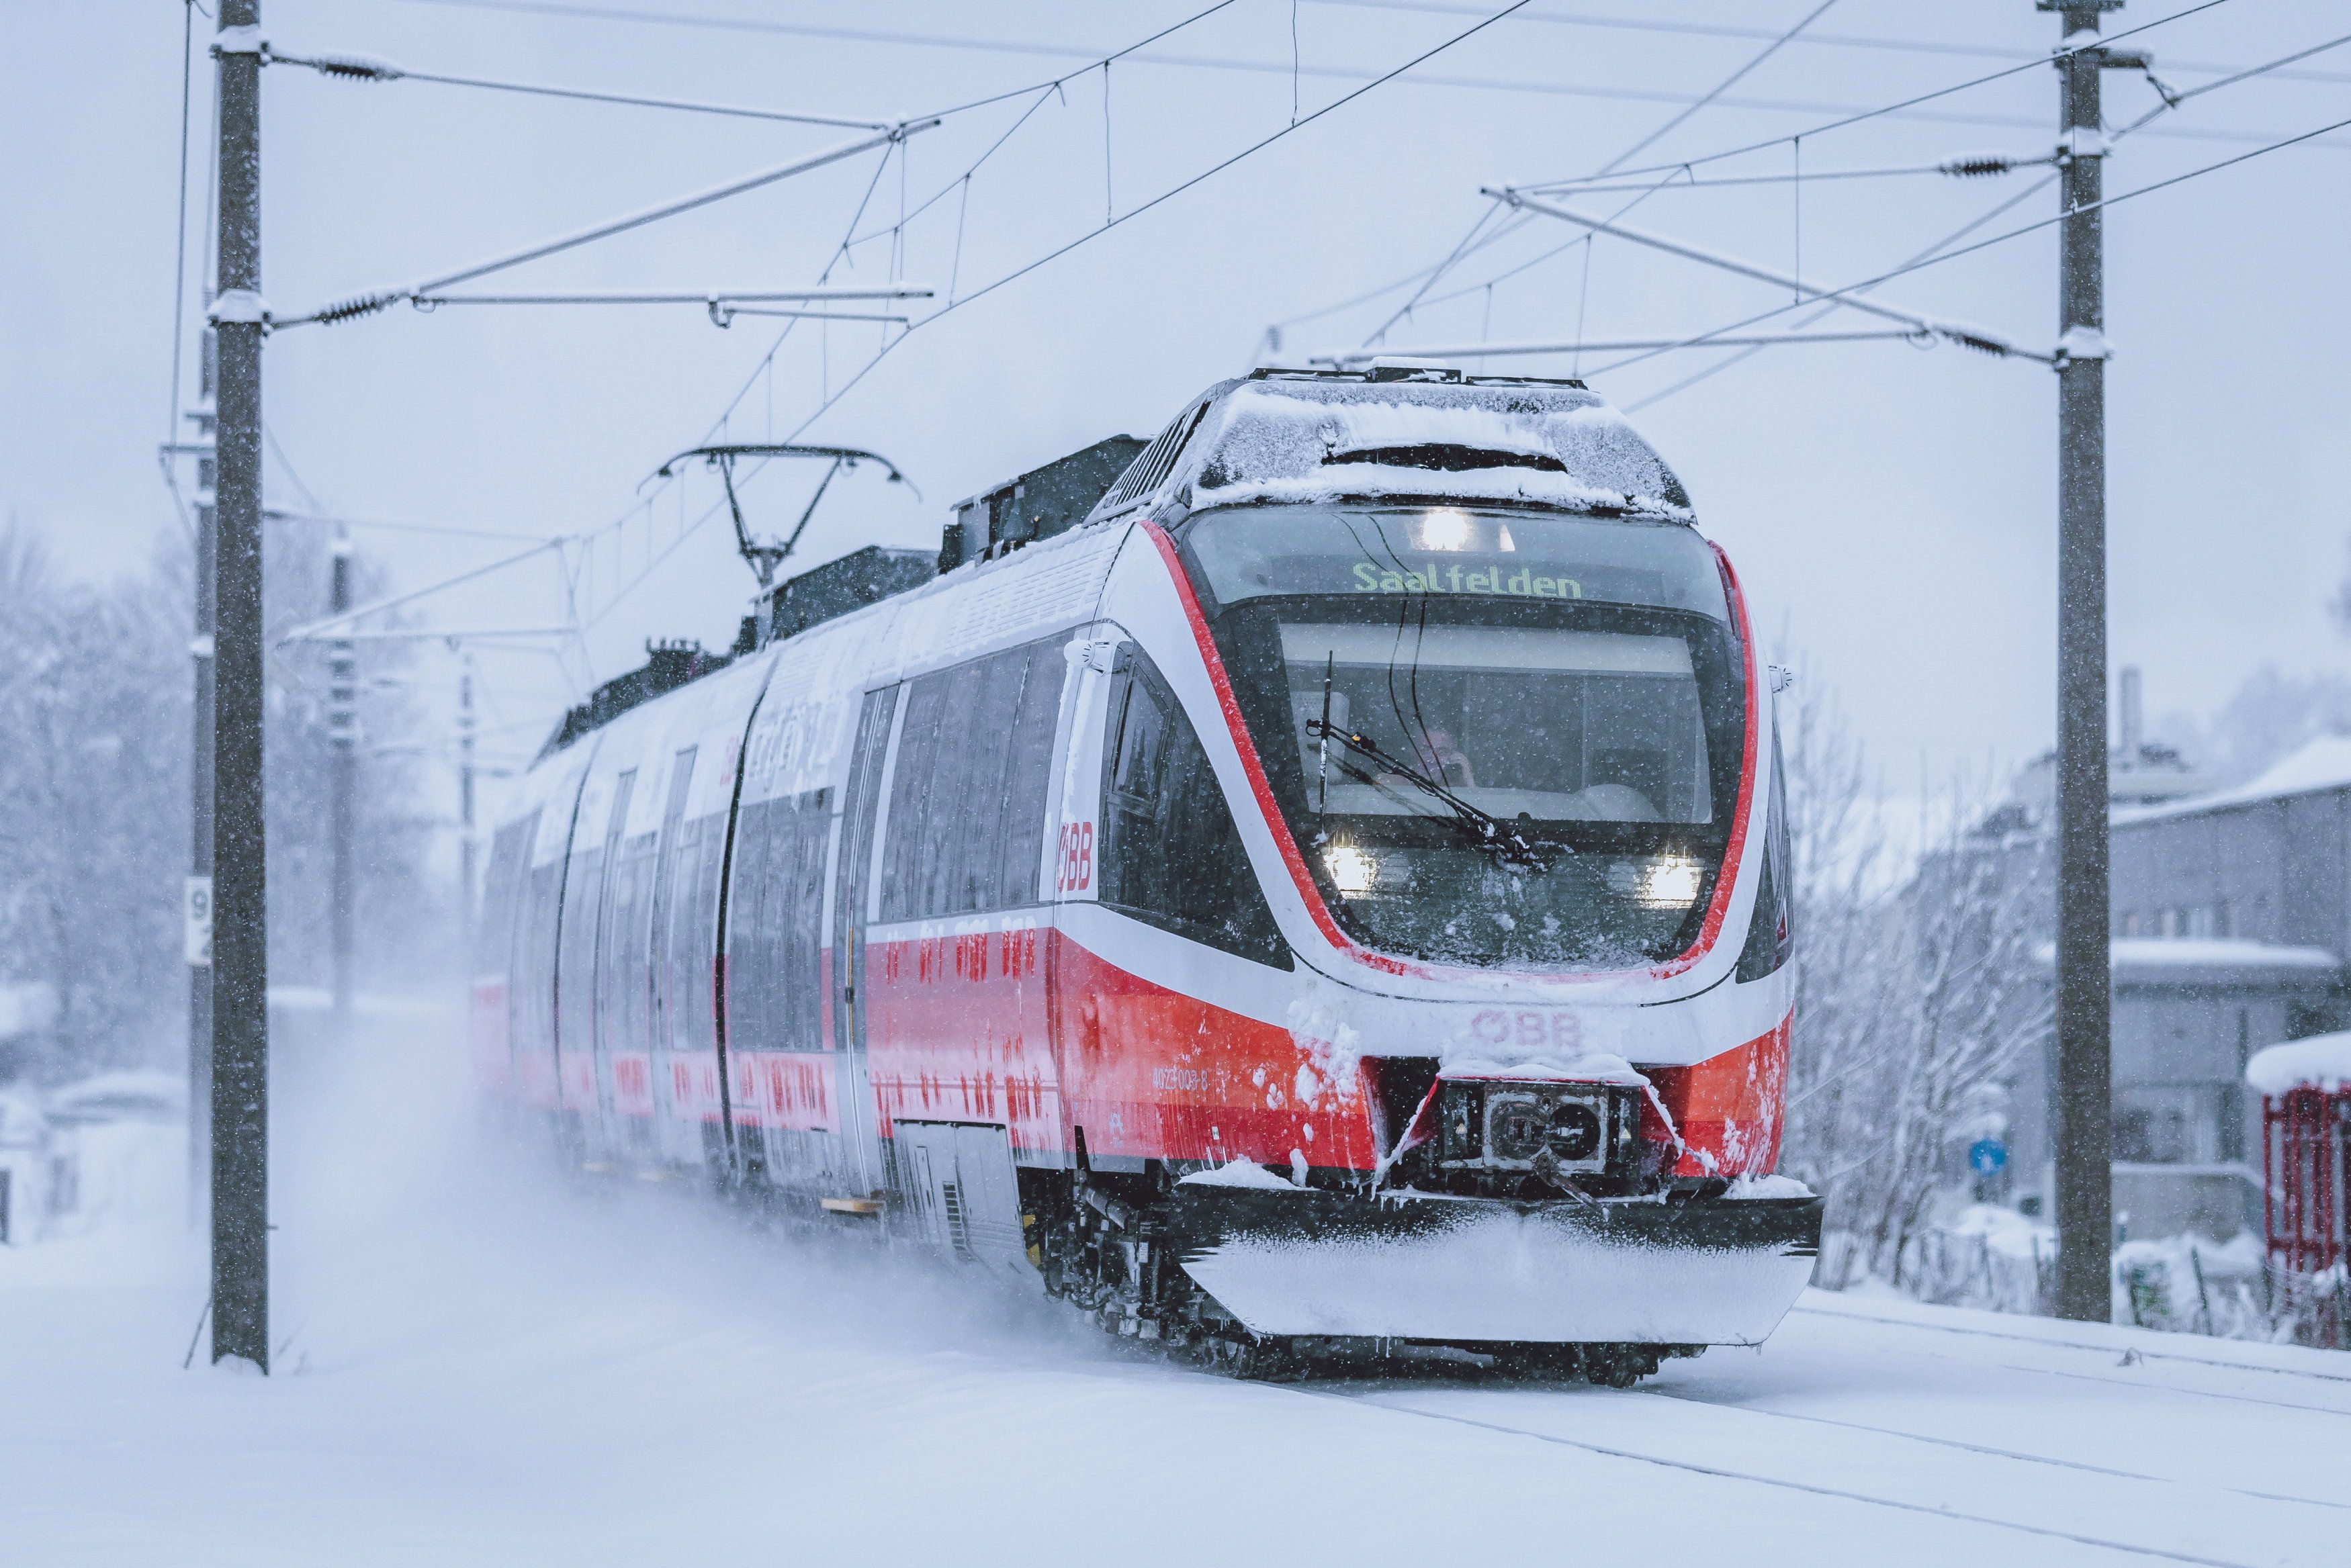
[475, 363, 1821, 1383]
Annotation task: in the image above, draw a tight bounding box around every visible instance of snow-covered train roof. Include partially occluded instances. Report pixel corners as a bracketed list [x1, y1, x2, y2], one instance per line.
[1085, 367, 1695, 527]
[537, 369, 1695, 762]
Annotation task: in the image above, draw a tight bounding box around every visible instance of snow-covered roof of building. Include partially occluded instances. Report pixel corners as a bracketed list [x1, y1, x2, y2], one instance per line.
[2032, 938, 2340, 976]
[2115, 735, 2351, 827]
[43, 1070, 186, 1125]
[2113, 938, 2339, 970]
[0, 981, 58, 1038]
[0, 1091, 48, 1148]
[2248, 1032, 2351, 1096]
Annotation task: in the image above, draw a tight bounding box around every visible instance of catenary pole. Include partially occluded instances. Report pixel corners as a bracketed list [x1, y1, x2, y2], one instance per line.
[2045, 0, 2122, 1324]
[458, 653, 478, 977]
[209, 0, 269, 1371]
[329, 530, 356, 1029]
[186, 334, 218, 1215]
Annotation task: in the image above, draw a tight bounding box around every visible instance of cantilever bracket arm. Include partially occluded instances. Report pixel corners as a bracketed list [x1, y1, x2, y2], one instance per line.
[648, 443, 920, 590]
[1483, 187, 2053, 364]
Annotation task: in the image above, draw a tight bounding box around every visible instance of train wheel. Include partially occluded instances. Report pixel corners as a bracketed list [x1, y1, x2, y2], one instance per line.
[1582, 1345, 1659, 1388]
[1216, 1335, 1305, 1382]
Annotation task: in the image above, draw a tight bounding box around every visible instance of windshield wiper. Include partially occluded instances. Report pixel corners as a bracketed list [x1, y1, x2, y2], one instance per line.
[1304, 719, 1552, 871]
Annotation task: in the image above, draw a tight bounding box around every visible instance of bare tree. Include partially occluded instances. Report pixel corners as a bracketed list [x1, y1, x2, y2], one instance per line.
[1775, 666, 2052, 1286]
[0, 516, 187, 1076]
[0, 513, 445, 1084]
[2162, 663, 2351, 790]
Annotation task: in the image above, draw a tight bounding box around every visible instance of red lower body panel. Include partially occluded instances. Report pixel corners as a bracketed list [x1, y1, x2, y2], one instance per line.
[1053, 935, 1378, 1172]
[1646, 1013, 1792, 1177]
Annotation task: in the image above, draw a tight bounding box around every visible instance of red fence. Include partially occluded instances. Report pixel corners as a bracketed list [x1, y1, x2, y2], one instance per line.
[2261, 1087, 2350, 1346]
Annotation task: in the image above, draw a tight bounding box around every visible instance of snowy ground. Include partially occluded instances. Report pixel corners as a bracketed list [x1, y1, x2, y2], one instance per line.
[9, 1040, 2350, 1566]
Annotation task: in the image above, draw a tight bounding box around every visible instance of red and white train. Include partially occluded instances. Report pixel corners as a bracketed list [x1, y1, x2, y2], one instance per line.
[472, 365, 1820, 1381]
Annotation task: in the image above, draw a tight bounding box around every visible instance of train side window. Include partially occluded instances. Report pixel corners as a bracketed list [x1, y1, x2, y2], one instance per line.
[1736, 709, 1794, 982]
[521, 835, 562, 1052]
[724, 794, 777, 1052]
[786, 797, 830, 1044]
[476, 817, 531, 980]
[880, 637, 1067, 923]
[1099, 655, 1289, 968]
[646, 747, 697, 1051]
[966, 654, 1033, 911]
[657, 812, 703, 1052]
[881, 674, 950, 921]
[595, 770, 660, 1058]
[561, 770, 631, 1055]
[726, 788, 831, 1052]
[995, 638, 1066, 905]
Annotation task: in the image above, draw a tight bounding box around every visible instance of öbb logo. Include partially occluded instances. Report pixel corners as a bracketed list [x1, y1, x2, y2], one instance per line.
[1055, 821, 1094, 893]
[1469, 1009, 1583, 1052]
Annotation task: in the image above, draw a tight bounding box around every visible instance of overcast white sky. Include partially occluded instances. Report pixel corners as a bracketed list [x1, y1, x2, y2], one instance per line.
[5, 0, 2348, 790]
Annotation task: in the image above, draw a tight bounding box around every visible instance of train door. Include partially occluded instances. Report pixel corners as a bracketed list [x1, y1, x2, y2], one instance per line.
[525, 746, 594, 1124]
[864, 639, 1072, 1165]
[830, 687, 899, 1199]
[586, 769, 637, 1158]
[1053, 638, 1297, 1168]
[552, 765, 615, 1152]
[646, 746, 701, 1167]
[470, 814, 533, 1102]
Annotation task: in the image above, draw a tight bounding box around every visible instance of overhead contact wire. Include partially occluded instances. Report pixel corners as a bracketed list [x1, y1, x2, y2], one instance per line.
[1514, 0, 2237, 191]
[766, 0, 1546, 448]
[1617, 23, 2351, 409]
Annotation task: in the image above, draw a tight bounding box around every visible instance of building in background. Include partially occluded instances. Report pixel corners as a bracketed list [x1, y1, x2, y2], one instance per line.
[1999, 686, 2351, 1241]
[0, 982, 60, 1085]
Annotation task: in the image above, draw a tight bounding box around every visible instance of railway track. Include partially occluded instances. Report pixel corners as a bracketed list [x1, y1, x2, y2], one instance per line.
[1638, 1384, 2351, 1512]
[1315, 1389, 2258, 1568]
[1235, 1295, 2351, 1566]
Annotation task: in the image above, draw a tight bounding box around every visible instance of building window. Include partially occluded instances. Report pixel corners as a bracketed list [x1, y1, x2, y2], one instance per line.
[2113, 1085, 2217, 1164]
[2117, 910, 2142, 937]
[2156, 907, 2184, 938]
[2214, 899, 2233, 939]
[2223, 1009, 2252, 1164]
[2186, 904, 2215, 939]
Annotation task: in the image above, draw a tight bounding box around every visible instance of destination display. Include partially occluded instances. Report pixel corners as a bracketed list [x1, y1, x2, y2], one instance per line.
[1181, 504, 1729, 621]
[1349, 559, 1587, 600]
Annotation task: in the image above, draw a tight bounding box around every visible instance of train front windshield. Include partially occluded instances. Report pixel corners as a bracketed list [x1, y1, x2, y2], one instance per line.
[1178, 504, 1746, 970]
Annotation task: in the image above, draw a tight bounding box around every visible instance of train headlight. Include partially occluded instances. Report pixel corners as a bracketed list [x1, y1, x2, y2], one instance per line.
[1485, 1095, 1548, 1163]
[1417, 508, 1472, 551]
[1546, 1098, 1603, 1162]
[1635, 855, 1703, 908]
[1324, 843, 1378, 896]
